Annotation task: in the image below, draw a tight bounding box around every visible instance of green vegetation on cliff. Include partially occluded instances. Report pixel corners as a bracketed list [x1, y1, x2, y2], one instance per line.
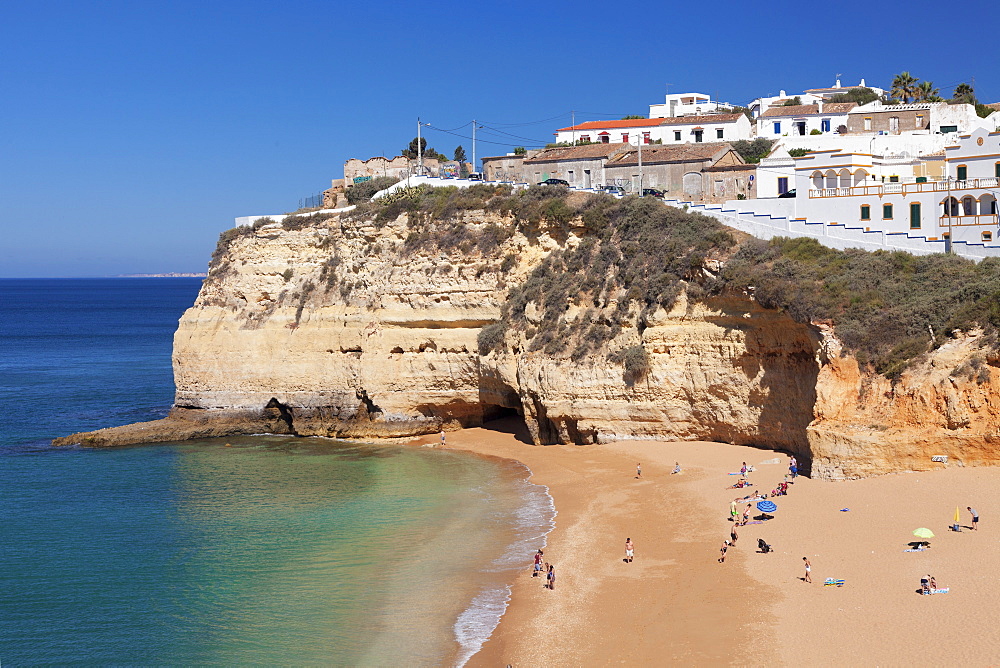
[211, 186, 1000, 379]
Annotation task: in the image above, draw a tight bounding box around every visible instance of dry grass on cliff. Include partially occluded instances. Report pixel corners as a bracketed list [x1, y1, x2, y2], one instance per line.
[722, 238, 1000, 378]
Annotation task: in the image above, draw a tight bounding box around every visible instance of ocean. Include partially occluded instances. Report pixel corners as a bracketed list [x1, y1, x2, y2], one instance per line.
[0, 279, 553, 665]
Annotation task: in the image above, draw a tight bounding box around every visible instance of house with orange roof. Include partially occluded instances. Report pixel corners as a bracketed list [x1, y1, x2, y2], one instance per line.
[553, 114, 751, 147]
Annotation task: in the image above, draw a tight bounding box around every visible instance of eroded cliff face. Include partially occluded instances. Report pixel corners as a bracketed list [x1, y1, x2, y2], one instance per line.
[56, 207, 1000, 479]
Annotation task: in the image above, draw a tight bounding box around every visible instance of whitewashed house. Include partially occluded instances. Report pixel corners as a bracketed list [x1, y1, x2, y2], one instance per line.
[748, 78, 884, 118]
[757, 102, 857, 137]
[553, 119, 663, 146]
[649, 92, 735, 118]
[657, 113, 752, 144]
[792, 128, 1000, 247]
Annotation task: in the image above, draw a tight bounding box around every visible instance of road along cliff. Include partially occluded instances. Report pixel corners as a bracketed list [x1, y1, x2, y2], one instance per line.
[55, 186, 1000, 479]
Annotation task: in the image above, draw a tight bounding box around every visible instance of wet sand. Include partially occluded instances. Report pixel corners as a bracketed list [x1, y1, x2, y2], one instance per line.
[422, 420, 1000, 666]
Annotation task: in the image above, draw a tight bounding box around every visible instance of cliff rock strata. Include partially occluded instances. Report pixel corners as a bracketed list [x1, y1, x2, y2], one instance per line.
[56, 209, 1000, 479]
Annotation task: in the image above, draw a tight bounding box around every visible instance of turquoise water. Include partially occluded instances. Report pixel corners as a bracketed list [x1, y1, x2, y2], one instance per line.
[0, 280, 553, 665]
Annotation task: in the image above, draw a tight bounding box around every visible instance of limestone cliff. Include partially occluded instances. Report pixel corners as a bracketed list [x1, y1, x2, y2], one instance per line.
[55, 202, 1000, 479]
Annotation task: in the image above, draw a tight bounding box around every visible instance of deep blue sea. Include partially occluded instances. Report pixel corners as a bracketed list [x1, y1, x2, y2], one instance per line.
[0, 279, 552, 665]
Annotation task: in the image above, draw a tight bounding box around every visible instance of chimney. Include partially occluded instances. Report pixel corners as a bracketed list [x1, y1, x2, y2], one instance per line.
[860, 78, 866, 87]
[779, 90, 786, 97]
[835, 79, 841, 88]
[818, 99, 824, 113]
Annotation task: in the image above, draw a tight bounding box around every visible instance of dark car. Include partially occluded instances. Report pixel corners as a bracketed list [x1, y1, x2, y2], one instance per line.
[537, 178, 569, 186]
[778, 189, 797, 198]
[641, 188, 664, 198]
[467, 172, 483, 181]
[597, 184, 626, 195]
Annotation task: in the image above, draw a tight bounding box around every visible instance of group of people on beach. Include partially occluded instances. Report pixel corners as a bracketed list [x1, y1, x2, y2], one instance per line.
[532, 549, 556, 590]
[721, 460, 797, 564]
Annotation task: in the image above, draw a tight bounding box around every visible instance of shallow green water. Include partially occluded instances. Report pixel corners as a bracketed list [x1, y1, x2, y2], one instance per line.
[2, 436, 551, 665]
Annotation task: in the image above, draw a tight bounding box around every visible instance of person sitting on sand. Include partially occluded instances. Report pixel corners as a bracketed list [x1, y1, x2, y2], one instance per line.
[731, 478, 746, 489]
[920, 575, 931, 595]
[928, 575, 937, 592]
[672, 462, 681, 474]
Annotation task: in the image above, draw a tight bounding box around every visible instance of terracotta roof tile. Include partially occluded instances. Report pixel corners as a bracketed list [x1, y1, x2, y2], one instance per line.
[523, 143, 630, 163]
[556, 119, 663, 131]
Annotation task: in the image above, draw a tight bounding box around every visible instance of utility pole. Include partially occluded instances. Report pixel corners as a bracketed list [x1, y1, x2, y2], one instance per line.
[571, 110, 575, 146]
[472, 120, 477, 174]
[417, 116, 423, 176]
[638, 133, 643, 195]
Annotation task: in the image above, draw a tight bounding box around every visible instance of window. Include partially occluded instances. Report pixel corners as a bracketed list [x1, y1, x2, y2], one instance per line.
[863, 117, 872, 131]
[957, 165, 967, 181]
[883, 203, 893, 219]
[674, 131, 681, 141]
[996, 162, 1000, 178]
[778, 177, 789, 195]
[940, 125, 958, 133]
[983, 231, 993, 242]
[889, 175, 899, 183]
[567, 170, 574, 182]
[773, 121, 781, 134]
[622, 133, 629, 143]
[716, 128, 724, 139]
[860, 205, 871, 220]
[580, 134, 590, 142]
[821, 119, 831, 132]
[909, 202, 921, 229]
[889, 116, 899, 133]
[694, 130, 703, 143]
[916, 114, 924, 128]
[642, 132, 651, 144]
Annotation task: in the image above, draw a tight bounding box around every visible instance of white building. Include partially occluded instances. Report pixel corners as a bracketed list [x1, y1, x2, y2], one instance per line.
[649, 92, 734, 118]
[554, 114, 751, 146]
[553, 119, 663, 146]
[748, 78, 884, 119]
[757, 102, 857, 137]
[845, 101, 997, 136]
[657, 113, 752, 144]
[790, 128, 999, 247]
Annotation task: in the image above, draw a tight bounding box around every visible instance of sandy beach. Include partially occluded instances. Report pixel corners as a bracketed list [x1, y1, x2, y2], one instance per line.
[419, 419, 1000, 666]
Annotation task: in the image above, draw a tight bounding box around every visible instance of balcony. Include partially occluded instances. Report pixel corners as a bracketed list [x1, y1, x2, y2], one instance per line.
[810, 177, 1000, 198]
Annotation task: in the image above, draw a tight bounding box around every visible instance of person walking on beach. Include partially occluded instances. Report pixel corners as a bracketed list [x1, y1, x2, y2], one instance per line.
[742, 504, 751, 526]
[730, 524, 738, 545]
[636, 463, 642, 479]
[730, 499, 738, 523]
[625, 538, 634, 563]
[546, 565, 556, 590]
[440, 430, 446, 446]
[533, 550, 543, 577]
[719, 540, 730, 563]
[789, 456, 798, 478]
[802, 557, 812, 583]
[968, 507, 979, 530]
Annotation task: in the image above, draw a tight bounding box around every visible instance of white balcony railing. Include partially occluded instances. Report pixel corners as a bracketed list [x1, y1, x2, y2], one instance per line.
[810, 177, 1000, 198]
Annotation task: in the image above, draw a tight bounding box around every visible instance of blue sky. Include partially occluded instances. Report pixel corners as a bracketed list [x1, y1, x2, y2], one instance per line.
[2, 0, 997, 276]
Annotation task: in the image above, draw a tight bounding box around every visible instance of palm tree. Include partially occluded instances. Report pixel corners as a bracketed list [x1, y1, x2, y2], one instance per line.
[953, 82, 976, 105]
[890, 72, 919, 103]
[914, 81, 939, 102]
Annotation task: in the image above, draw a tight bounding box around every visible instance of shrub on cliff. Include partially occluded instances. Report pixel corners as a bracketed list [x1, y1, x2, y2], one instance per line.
[345, 176, 400, 204]
[477, 323, 505, 355]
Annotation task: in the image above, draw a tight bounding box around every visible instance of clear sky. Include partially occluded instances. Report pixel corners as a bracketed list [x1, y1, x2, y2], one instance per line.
[2, 0, 997, 276]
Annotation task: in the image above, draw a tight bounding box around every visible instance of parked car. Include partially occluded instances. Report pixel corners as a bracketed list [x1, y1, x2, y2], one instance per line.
[596, 184, 626, 195]
[467, 172, 483, 181]
[778, 189, 797, 198]
[641, 188, 664, 198]
[537, 178, 569, 186]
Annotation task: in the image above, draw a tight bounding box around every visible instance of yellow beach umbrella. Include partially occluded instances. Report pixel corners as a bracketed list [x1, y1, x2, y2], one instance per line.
[954, 507, 961, 524]
[913, 528, 935, 539]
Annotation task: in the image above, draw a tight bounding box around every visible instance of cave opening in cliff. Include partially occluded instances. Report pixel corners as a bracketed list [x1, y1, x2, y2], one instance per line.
[479, 382, 533, 444]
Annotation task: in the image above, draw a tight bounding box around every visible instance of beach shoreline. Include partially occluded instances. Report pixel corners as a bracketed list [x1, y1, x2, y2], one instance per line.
[422, 421, 1000, 667]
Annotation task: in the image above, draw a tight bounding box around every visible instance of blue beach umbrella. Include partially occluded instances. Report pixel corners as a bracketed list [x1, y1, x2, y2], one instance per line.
[756, 500, 777, 513]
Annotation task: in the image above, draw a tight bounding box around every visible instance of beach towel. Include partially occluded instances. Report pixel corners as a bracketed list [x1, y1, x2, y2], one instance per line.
[823, 578, 845, 587]
[904, 548, 927, 552]
[839, 508, 850, 512]
[929, 588, 950, 594]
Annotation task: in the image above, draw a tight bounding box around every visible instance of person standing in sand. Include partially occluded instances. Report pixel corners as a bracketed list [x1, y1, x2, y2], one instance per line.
[625, 538, 634, 563]
[742, 504, 751, 526]
[730, 524, 738, 545]
[546, 565, 556, 590]
[719, 540, 730, 563]
[789, 456, 798, 478]
[636, 463, 642, 479]
[730, 499, 738, 522]
[802, 557, 812, 583]
[968, 507, 979, 530]
[440, 430, 446, 446]
[533, 550, 543, 577]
